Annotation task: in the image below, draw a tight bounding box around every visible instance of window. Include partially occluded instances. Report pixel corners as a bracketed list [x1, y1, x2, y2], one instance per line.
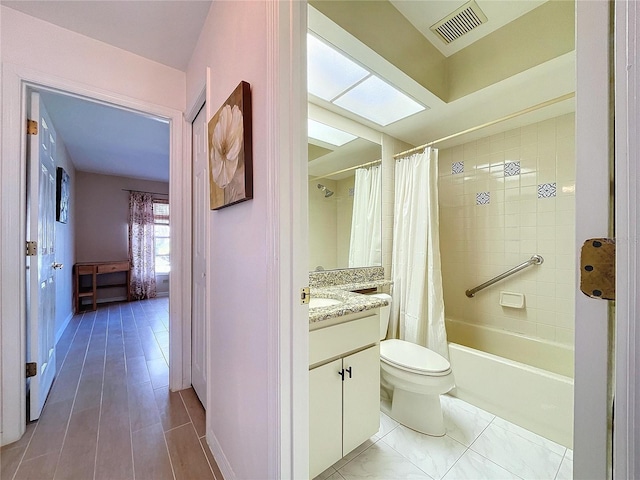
[153, 201, 170, 273]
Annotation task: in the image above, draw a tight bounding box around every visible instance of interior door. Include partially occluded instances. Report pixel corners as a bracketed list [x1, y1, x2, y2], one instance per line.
[192, 104, 208, 405]
[27, 91, 57, 420]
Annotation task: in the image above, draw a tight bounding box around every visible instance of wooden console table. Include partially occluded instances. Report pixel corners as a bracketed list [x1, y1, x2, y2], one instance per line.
[74, 261, 130, 312]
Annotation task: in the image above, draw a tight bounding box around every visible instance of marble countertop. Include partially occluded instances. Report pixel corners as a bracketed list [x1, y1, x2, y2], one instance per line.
[308, 280, 392, 324]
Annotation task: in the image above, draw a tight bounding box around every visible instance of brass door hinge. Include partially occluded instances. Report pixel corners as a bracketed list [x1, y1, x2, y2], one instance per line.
[580, 238, 615, 300]
[27, 119, 38, 135]
[26, 241, 37, 256]
[26, 362, 37, 378]
[301, 287, 310, 305]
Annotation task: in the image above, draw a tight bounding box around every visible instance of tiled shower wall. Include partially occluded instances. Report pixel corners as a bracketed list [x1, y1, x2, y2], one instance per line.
[438, 113, 576, 346]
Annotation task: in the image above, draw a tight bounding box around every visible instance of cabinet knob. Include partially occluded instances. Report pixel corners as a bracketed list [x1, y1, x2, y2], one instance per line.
[338, 369, 345, 381]
[345, 366, 352, 378]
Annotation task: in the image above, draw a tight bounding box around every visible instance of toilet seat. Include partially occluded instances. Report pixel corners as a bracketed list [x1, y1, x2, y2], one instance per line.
[380, 339, 451, 376]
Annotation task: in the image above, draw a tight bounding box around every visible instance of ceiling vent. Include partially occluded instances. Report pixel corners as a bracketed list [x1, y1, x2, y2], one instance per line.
[430, 0, 488, 44]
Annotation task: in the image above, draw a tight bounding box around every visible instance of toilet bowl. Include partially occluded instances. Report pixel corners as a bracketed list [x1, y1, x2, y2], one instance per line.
[372, 294, 455, 436]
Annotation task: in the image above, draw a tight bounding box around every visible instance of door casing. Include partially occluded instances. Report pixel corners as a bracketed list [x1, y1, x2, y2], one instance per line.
[0, 63, 188, 446]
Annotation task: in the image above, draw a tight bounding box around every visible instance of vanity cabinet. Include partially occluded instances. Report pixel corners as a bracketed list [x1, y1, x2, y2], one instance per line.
[309, 313, 380, 478]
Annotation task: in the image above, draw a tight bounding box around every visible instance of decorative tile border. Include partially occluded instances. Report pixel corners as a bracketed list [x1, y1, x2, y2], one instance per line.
[476, 192, 490, 205]
[309, 266, 385, 288]
[537, 183, 557, 198]
[504, 161, 521, 177]
[452, 161, 464, 175]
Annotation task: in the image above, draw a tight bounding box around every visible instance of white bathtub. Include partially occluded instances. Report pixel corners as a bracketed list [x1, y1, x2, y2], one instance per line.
[446, 319, 574, 448]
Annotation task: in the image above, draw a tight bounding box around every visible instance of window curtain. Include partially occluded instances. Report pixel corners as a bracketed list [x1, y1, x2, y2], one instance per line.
[349, 165, 382, 267]
[390, 148, 448, 359]
[128, 192, 157, 300]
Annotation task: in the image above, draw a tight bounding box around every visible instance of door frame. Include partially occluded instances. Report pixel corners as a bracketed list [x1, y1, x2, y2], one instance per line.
[0, 62, 188, 445]
[614, 1, 640, 477]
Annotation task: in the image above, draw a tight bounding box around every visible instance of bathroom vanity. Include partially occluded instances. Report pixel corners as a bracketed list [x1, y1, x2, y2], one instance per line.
[308, 267, 391, 479]
[309, 310, 380, 478]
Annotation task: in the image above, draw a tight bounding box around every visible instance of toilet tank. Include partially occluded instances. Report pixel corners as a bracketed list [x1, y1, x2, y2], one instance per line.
[371, 293, 392, 341]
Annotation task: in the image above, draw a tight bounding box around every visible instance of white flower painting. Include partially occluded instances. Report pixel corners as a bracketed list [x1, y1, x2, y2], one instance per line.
[208, 81, 253, 210]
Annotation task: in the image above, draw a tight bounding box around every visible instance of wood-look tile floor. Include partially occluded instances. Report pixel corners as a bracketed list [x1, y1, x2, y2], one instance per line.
[1, 298, 223, 480]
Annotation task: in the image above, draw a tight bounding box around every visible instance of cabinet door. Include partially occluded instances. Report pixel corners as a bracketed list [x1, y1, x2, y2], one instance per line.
[342, 345, 380, 455]
[309, 358, 343, 478]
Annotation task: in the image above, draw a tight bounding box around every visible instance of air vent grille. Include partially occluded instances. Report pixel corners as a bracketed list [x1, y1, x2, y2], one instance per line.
[430, 0, 488, 44]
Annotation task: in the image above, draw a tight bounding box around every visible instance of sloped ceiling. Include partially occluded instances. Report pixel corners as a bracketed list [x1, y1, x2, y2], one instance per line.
[2, 0, 212, 71]
[40, 91, 170, 183]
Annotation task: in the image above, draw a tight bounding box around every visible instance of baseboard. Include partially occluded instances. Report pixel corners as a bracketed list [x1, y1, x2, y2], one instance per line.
[55, 311, 74, 344]
[207, 428, 235, 479]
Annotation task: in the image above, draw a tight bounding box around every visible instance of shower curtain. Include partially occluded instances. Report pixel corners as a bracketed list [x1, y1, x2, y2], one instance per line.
[390, 148, 448, 359]
[349, 165, 382, 267]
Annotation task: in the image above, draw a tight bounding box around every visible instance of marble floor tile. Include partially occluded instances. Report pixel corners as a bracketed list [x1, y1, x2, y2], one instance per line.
[326, 472, 346, 480]
[441, 450, 520, 480]
[491, 416, 566, 456]
[332, 439, 376, 470]
[441, 395, 494, 447]
[470, 423, 563, 480]
[555, 452, 573, 480]
[371, 411, 399, 441]
[382, 425, 466, 480]
[313, 465, 337, 480]
[337, 441, 434, 480]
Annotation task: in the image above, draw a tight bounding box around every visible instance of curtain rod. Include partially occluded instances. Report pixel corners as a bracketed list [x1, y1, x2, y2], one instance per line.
[122, 189, 169, 196]
[310, 159, 382, 182]
[393, 92, 575, 159]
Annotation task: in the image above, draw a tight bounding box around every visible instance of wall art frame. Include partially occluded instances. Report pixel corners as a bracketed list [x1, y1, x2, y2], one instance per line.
[208, 81, 253, 210]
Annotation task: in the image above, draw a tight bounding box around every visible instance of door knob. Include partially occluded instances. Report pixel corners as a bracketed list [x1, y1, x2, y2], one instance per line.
[52, 262, 64, 270]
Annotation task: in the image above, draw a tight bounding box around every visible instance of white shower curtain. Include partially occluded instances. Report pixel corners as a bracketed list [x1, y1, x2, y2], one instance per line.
[349, 165, 382, 267]
[390, 148, 448, 359]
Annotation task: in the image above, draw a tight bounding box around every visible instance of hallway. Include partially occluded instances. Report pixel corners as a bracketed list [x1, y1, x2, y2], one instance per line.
[1, 298, 222, 480]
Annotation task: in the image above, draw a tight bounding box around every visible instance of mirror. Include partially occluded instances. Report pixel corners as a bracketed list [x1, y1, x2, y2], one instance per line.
[308, 127, 382, 271]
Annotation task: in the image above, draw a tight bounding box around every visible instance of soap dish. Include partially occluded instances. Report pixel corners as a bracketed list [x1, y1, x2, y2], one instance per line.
[499, 291, 525, 309]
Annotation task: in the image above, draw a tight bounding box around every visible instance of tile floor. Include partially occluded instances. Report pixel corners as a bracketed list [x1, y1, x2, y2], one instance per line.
[316, 396, 573, 480]
[0, 298, 223, 480]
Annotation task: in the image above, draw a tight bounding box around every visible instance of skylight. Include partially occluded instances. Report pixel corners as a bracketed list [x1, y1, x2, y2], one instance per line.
[307, 34, 369, 101]
[308, 119, 357, 147]
[307, 33, 427, 126]
[333, 76, 426, 126]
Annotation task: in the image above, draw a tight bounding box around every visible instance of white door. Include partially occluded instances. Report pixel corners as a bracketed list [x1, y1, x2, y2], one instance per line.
[192, 104, 208, 405]
[27, 91, 57, 421]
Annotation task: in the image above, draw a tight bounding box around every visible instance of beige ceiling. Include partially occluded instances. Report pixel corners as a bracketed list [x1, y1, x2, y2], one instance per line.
[307, 0, 576, 179]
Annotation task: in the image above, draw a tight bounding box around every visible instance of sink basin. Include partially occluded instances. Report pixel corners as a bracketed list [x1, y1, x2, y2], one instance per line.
[309, 297, 342, 308]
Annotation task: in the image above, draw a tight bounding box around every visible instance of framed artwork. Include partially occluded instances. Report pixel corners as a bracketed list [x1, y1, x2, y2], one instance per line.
[56, 167, 70, 223]
[208, 81, 253, 210]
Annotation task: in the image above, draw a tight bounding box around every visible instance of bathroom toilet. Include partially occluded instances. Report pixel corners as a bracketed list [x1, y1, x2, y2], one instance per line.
[373, 293, 455, 436]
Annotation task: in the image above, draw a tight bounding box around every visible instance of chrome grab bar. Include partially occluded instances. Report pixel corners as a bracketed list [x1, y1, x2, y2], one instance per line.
[465, 255, 544, 298]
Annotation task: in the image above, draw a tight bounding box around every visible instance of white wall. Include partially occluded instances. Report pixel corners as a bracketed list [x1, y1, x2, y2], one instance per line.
[51, 132, 76, 341]
[0, 5, 185, 446]
[186, 2, 292, 477]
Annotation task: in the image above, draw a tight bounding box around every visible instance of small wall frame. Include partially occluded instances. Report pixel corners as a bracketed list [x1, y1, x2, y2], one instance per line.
[56, 167, 70, 223]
